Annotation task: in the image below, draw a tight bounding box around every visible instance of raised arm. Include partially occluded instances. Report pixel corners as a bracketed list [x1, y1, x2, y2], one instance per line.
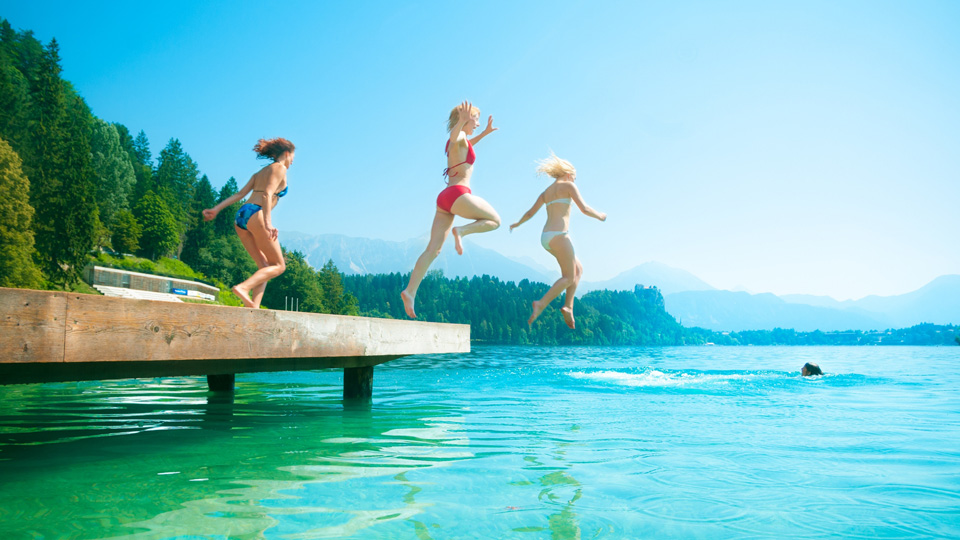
[449, 100, 473, 146]
[568, 183, 607, 222]
[202, 174, 256, 221]
[509, 193, 545, 231]
[469, 115, 498, 146]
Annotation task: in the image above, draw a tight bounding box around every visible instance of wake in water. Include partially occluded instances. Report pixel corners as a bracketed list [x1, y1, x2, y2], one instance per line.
[565, 369, 843, 389]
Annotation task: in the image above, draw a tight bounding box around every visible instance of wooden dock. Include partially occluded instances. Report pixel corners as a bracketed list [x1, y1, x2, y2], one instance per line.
[0, 288, 469, 398]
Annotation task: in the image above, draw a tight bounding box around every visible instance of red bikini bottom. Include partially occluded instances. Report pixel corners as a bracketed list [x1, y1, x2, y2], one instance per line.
[437, 184, 471, 213]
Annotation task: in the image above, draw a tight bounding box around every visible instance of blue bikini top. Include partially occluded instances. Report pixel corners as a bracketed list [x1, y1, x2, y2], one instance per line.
[253, 185, 288, 198]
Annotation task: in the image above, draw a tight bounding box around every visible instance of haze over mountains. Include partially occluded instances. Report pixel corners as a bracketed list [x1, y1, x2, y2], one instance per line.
[281, 232, 958, 331]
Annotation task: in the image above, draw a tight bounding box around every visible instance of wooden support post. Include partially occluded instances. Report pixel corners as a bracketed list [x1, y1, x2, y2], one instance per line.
[207, 373, 235, 392]
[343, 366, 373, 400]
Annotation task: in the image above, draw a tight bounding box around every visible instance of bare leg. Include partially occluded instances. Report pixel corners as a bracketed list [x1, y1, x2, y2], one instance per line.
[235, 226, 270, 307]
[530, 235, 577, 326]
[233, 214, 285, 308]
[402, 210, 455, 318]
[450, 193, 500, 255]
[561, 258, 583, 329]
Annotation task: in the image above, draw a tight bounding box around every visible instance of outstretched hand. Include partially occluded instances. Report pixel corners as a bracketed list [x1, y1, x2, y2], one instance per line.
[484, 115, 498, 134]
[458, 100, 473, 123]
[509, 222, 521, 232]
[202, 208, 218, 221]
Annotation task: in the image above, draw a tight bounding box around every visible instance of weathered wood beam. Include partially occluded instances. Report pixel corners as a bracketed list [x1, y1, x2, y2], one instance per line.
[0, 288, 469, 393]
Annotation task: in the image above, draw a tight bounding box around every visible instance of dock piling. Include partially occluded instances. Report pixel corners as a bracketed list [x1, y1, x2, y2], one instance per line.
[343, 366, 374, 400]
[207, 373, 235, 392]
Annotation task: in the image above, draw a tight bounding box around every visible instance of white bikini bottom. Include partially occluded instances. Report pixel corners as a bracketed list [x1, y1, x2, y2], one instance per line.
[541, 230, 570, 252]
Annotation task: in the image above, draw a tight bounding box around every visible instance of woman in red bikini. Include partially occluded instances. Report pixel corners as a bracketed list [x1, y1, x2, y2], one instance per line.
[401, 101, 500, 318]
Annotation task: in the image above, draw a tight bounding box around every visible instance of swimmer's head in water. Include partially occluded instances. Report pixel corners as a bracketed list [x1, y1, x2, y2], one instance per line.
[801, 362, 823, 376]
[253, 137, 296, 163]
[447, 104, 481, 133]
[535, 152, 576, 181]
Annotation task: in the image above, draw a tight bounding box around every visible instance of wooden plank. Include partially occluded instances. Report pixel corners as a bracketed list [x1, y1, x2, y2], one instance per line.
[0, 288, 66, 364]
[60, 293, 469, 363]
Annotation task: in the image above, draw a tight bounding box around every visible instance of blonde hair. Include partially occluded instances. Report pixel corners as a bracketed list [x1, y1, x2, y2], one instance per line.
[536, 152, 576, 179]
[447, 104, 480, 133]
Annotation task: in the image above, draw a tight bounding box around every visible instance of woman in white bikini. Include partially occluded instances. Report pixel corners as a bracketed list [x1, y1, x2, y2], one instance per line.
[510, 153, 606, 328]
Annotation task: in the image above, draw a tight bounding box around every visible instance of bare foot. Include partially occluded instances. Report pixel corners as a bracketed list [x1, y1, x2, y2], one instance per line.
[452, 227, 464, 255]
[528, 300, 545, 326]
[401, 290, 417, 319]
[561, 306, 575, 329]
[232, 285, 255, 308]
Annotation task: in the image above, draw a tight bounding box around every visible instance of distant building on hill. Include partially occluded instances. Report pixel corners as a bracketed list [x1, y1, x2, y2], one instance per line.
[82, 265, 218, 302]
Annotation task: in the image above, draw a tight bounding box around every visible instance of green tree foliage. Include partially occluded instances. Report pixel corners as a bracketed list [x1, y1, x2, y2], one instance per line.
[132, 130, 152, 167]
[261, 250, 326, 312]
[134, 190, 179, 260]
[125, 129, 155, 204]
[318, 259, 360, 315]
[193, 234, 256, 288]
[154, 138, 199, 244]
[110, 209, 141, 254]
[0, 137, 41, 287]
[180, 174, 217, 268]
[343, 273, 686, 345]
[90, 118, 135, 228]
[213, 177, 241, 236]
[23, 38, 99, 284]
[0, 20, 31, 155]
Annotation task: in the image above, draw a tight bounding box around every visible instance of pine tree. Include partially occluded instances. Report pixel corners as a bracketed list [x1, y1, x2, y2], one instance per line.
[90, 118, 135, 228]
[128, 129, 154, 205]
[0, 137, 41, 287]
[27, 39, 98, 284]
[110, 209, 141, 254]
[259, 250, 325, 312]
[132, 130, 152, 167]
[181, 174, 216, 268]
[0, 20, 31, 155]
[318, 259, 359, 315]
[154, 138, 199, 246]
[134, 190, 179, 260]
[213, 177, 241, 236]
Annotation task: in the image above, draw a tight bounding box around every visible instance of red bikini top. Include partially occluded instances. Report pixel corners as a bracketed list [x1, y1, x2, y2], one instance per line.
[443, 139, 476, 179]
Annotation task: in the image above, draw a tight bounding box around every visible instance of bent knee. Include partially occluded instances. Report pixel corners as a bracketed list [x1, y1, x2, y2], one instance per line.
[488, 218, 501, 230]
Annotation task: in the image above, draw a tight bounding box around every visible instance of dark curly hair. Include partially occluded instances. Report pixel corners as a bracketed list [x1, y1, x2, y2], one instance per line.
[252, 137, 295, 161]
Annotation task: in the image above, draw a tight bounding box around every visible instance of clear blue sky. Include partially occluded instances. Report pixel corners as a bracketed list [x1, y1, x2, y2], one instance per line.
[7, 1, 959, 300]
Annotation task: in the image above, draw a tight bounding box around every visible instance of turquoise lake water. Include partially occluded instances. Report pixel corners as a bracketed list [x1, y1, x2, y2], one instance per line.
[1, 346, 958, 539]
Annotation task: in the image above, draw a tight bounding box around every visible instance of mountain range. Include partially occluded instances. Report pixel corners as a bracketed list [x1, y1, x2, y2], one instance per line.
[281, 231, 959, 331]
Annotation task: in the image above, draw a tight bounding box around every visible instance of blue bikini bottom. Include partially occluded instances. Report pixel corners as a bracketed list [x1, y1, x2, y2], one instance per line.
[235, 203, 262, 230]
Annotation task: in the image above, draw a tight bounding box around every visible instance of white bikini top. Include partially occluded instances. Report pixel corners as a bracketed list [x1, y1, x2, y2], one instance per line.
[545, 197, 571, 206]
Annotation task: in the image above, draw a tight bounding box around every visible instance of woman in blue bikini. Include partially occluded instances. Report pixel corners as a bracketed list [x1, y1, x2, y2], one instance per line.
[510, 153, 606, 328]
[202, 138, 294, 308]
